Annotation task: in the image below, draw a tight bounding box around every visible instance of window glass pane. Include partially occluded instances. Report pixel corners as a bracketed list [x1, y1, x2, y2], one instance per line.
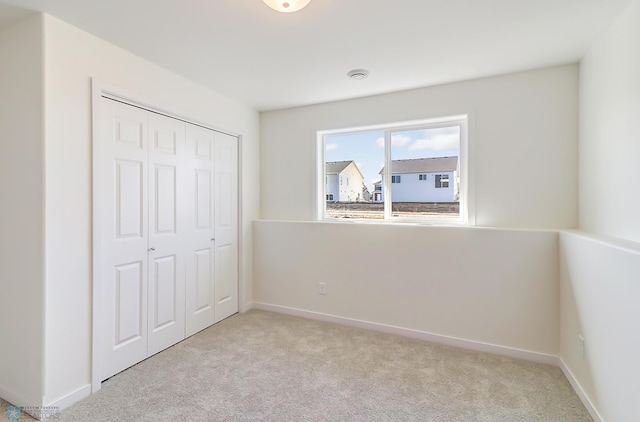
[389, 126, 460, 219]
[324, 130, 384, 219]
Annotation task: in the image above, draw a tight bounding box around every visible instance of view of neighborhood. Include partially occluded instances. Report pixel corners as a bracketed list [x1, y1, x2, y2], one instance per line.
[325, 157, 460, 219]
[324, 125, 461, 219]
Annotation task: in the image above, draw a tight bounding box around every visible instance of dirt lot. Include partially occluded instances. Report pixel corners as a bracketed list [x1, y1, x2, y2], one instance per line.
[326, 202, 459, 219]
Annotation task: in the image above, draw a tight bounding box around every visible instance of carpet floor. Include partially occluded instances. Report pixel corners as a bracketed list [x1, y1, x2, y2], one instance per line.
[2, 310, 592, 421]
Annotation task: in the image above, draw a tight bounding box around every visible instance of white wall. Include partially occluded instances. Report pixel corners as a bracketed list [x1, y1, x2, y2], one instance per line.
[560, 232, 640, 422]
[255, 65, 578, 380]
[254, 221, 560, 358]
[559, 1, 640, 421]
[579, 0, 640, 243]
[260, 64, 579, 229]
[0, 15, 45, 406]
[42, 14, 259, 406]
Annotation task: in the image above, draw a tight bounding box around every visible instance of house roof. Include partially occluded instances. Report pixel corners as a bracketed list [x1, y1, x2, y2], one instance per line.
[326, 161, 365, 179]
[379, 156, 458, 175]
[326, 161, 353, 174]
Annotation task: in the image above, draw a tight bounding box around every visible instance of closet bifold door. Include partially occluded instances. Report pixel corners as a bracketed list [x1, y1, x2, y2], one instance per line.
[213, 132, 239, 322]
[98, 98, 150, 381]
[185, 124, 216, 336]
[147, 113, 186, 356]
[96, 96, 238, 382]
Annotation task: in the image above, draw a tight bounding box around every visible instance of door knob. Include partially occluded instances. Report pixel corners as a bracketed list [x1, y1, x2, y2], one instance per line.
[210, 238, 215, 242]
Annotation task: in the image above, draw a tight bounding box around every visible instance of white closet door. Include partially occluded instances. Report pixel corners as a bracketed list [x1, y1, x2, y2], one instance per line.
[214, 132, 239, 322]
[185, 124, 216, 336]
[147, 113, 186, 355]
[98, 98, 149, 381]
[95, 95, 239, 385]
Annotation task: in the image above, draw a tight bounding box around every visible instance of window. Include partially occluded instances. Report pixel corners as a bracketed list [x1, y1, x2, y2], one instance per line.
[326, 194, 334, 201]
[435, 174, 449, 188]
[318, 115, 468, 223]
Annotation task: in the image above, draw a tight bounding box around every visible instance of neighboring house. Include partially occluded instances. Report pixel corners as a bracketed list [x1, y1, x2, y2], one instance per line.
[373, 180, 382, 202]
[361, 183, 372, 202]
[379, 156, 459, 203]
[326, 160, 365, 202]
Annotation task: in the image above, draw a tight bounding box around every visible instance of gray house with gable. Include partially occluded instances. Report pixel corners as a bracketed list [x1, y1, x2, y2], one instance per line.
[378, 156, 459, 203]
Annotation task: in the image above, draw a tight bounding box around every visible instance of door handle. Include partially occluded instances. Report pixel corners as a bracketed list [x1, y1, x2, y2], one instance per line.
[210, 238, 215, 242]
[149, 247, 156, 252]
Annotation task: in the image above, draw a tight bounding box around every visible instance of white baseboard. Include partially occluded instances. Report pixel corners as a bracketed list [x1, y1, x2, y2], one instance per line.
[9, 384, 94, 420]
[0, 384, 34, 409]
[559, 359, 603, 422]
[0, 384, 86, 420]
[44, 383, 91, 411]
[252, 302, 559, 365]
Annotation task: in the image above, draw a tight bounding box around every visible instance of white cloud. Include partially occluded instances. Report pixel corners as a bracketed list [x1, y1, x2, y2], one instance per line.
[376, 135, 411, 148]
[408, 134, 459, 152]
[325, 143, 339, 151]
[392, 134, 411, 148]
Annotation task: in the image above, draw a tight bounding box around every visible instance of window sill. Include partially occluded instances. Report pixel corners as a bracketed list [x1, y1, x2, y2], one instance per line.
[317, 216, 471, 228]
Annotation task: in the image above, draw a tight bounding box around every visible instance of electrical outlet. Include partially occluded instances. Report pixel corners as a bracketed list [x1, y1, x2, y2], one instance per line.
[318, 282, 327, 295]
[578, 335, 585, 358]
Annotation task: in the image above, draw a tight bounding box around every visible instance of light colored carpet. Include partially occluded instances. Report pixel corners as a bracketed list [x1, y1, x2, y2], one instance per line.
[4, 310, 592, 421]
[0, 400, 36, 421]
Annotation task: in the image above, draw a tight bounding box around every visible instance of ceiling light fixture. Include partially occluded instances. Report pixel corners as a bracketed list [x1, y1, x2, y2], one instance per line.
[347, 69, 369, 80]
[262, 0, 311, 13]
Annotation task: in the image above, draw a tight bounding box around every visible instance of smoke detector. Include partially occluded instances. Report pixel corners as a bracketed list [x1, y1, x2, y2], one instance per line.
[347, 69, 369, 80]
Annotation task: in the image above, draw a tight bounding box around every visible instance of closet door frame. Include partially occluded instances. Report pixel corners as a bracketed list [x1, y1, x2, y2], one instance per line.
[91, 79, 242, 393]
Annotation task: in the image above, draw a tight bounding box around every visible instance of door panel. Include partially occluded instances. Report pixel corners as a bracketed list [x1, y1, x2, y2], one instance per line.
[99, 98, 149, 381]
[147, 113, 186, 356]
[115, 160, 144, 238]
[153, 126, 177, 154]
[214, 244, 233, 305]
[115, 117, 144, 149]
[154, 164, 177, 234]
[185, 124, 216, 336]
[217, 173, 232, 227]
[195, 248, 212, 311]
[214, 132, 238, 322]
[196, 170, 212, 229]
[114, 261, 144, 347]
[151, 254, 178, 330]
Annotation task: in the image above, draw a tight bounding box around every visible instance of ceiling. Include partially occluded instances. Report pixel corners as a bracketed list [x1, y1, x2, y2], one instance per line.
[0, 0, 632, 111]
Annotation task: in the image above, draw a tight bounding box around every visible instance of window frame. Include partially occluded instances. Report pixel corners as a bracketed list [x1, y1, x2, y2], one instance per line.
[316, 114, 471, 225]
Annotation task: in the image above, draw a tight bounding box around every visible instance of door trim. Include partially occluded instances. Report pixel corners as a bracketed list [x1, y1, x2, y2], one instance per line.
[91, 79, 242, 393]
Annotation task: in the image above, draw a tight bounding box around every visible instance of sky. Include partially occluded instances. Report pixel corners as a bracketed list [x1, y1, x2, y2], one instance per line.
[325, 126, 460, 191]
